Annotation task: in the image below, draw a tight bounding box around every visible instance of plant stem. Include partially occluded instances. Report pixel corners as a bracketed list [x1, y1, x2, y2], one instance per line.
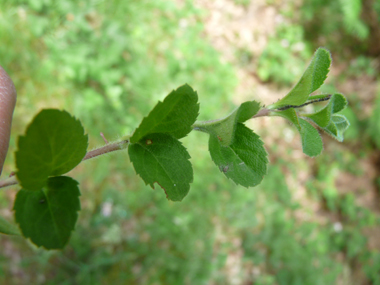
[0, 139, 130, 189]
[0, 176, 17, 188]
[83, 139, 129, 161]
[192, 108, 271, 131]
[252, 108, 270, 118]
[0, 108, 271, 190]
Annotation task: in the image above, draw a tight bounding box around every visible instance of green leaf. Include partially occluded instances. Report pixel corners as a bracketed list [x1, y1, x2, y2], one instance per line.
[193, 100, 260, 146]
[209, 123, 268, 187]
[369, 94, 380, 148]
[14, 176, 81, 249]
[128, 133, 193, 201]
[323, 115, 350, 142]
[194, 115, 236, 147]
[270, 48, 331, 109]
[237, 100, 261, 122]
[325, 121, 338, 137]
[307, 94, 332, 101]
[272, 108, 300, 126]
[334, 114, 350, 130]
[0, 216, 20, 236]
[330, 93, 347, 113]
[302, 100, 333, 128]
[297, 118, 323, 157]
[16, 109, 88, 191]
[271, 109, 323, 156]
[302, 93, 347, 128]
[130, 84, 199, 143]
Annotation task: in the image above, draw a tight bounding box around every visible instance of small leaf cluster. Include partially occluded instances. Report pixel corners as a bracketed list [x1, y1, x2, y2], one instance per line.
[269, 48, 349, 157]
[0, 47, 349, 250]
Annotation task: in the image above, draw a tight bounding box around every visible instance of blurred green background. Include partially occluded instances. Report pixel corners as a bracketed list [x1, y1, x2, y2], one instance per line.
[1, 0, 380, 284]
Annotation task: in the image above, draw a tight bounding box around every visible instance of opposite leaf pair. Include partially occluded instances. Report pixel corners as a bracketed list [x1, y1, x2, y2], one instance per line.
[129, 85, 269, 199]
[128, 84, 199, 202]
[14, 109, 88, 249]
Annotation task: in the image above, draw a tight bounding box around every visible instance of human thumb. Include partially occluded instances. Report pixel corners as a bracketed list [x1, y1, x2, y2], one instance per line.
[0, 66, 17, 176]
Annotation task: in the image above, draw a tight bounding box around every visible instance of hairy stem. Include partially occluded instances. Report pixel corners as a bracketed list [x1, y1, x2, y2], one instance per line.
[192, 108, 271, 131]
[83, 139, 129, 161]
[0, 176, 17, 188]
[252, 108, 270, 118]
